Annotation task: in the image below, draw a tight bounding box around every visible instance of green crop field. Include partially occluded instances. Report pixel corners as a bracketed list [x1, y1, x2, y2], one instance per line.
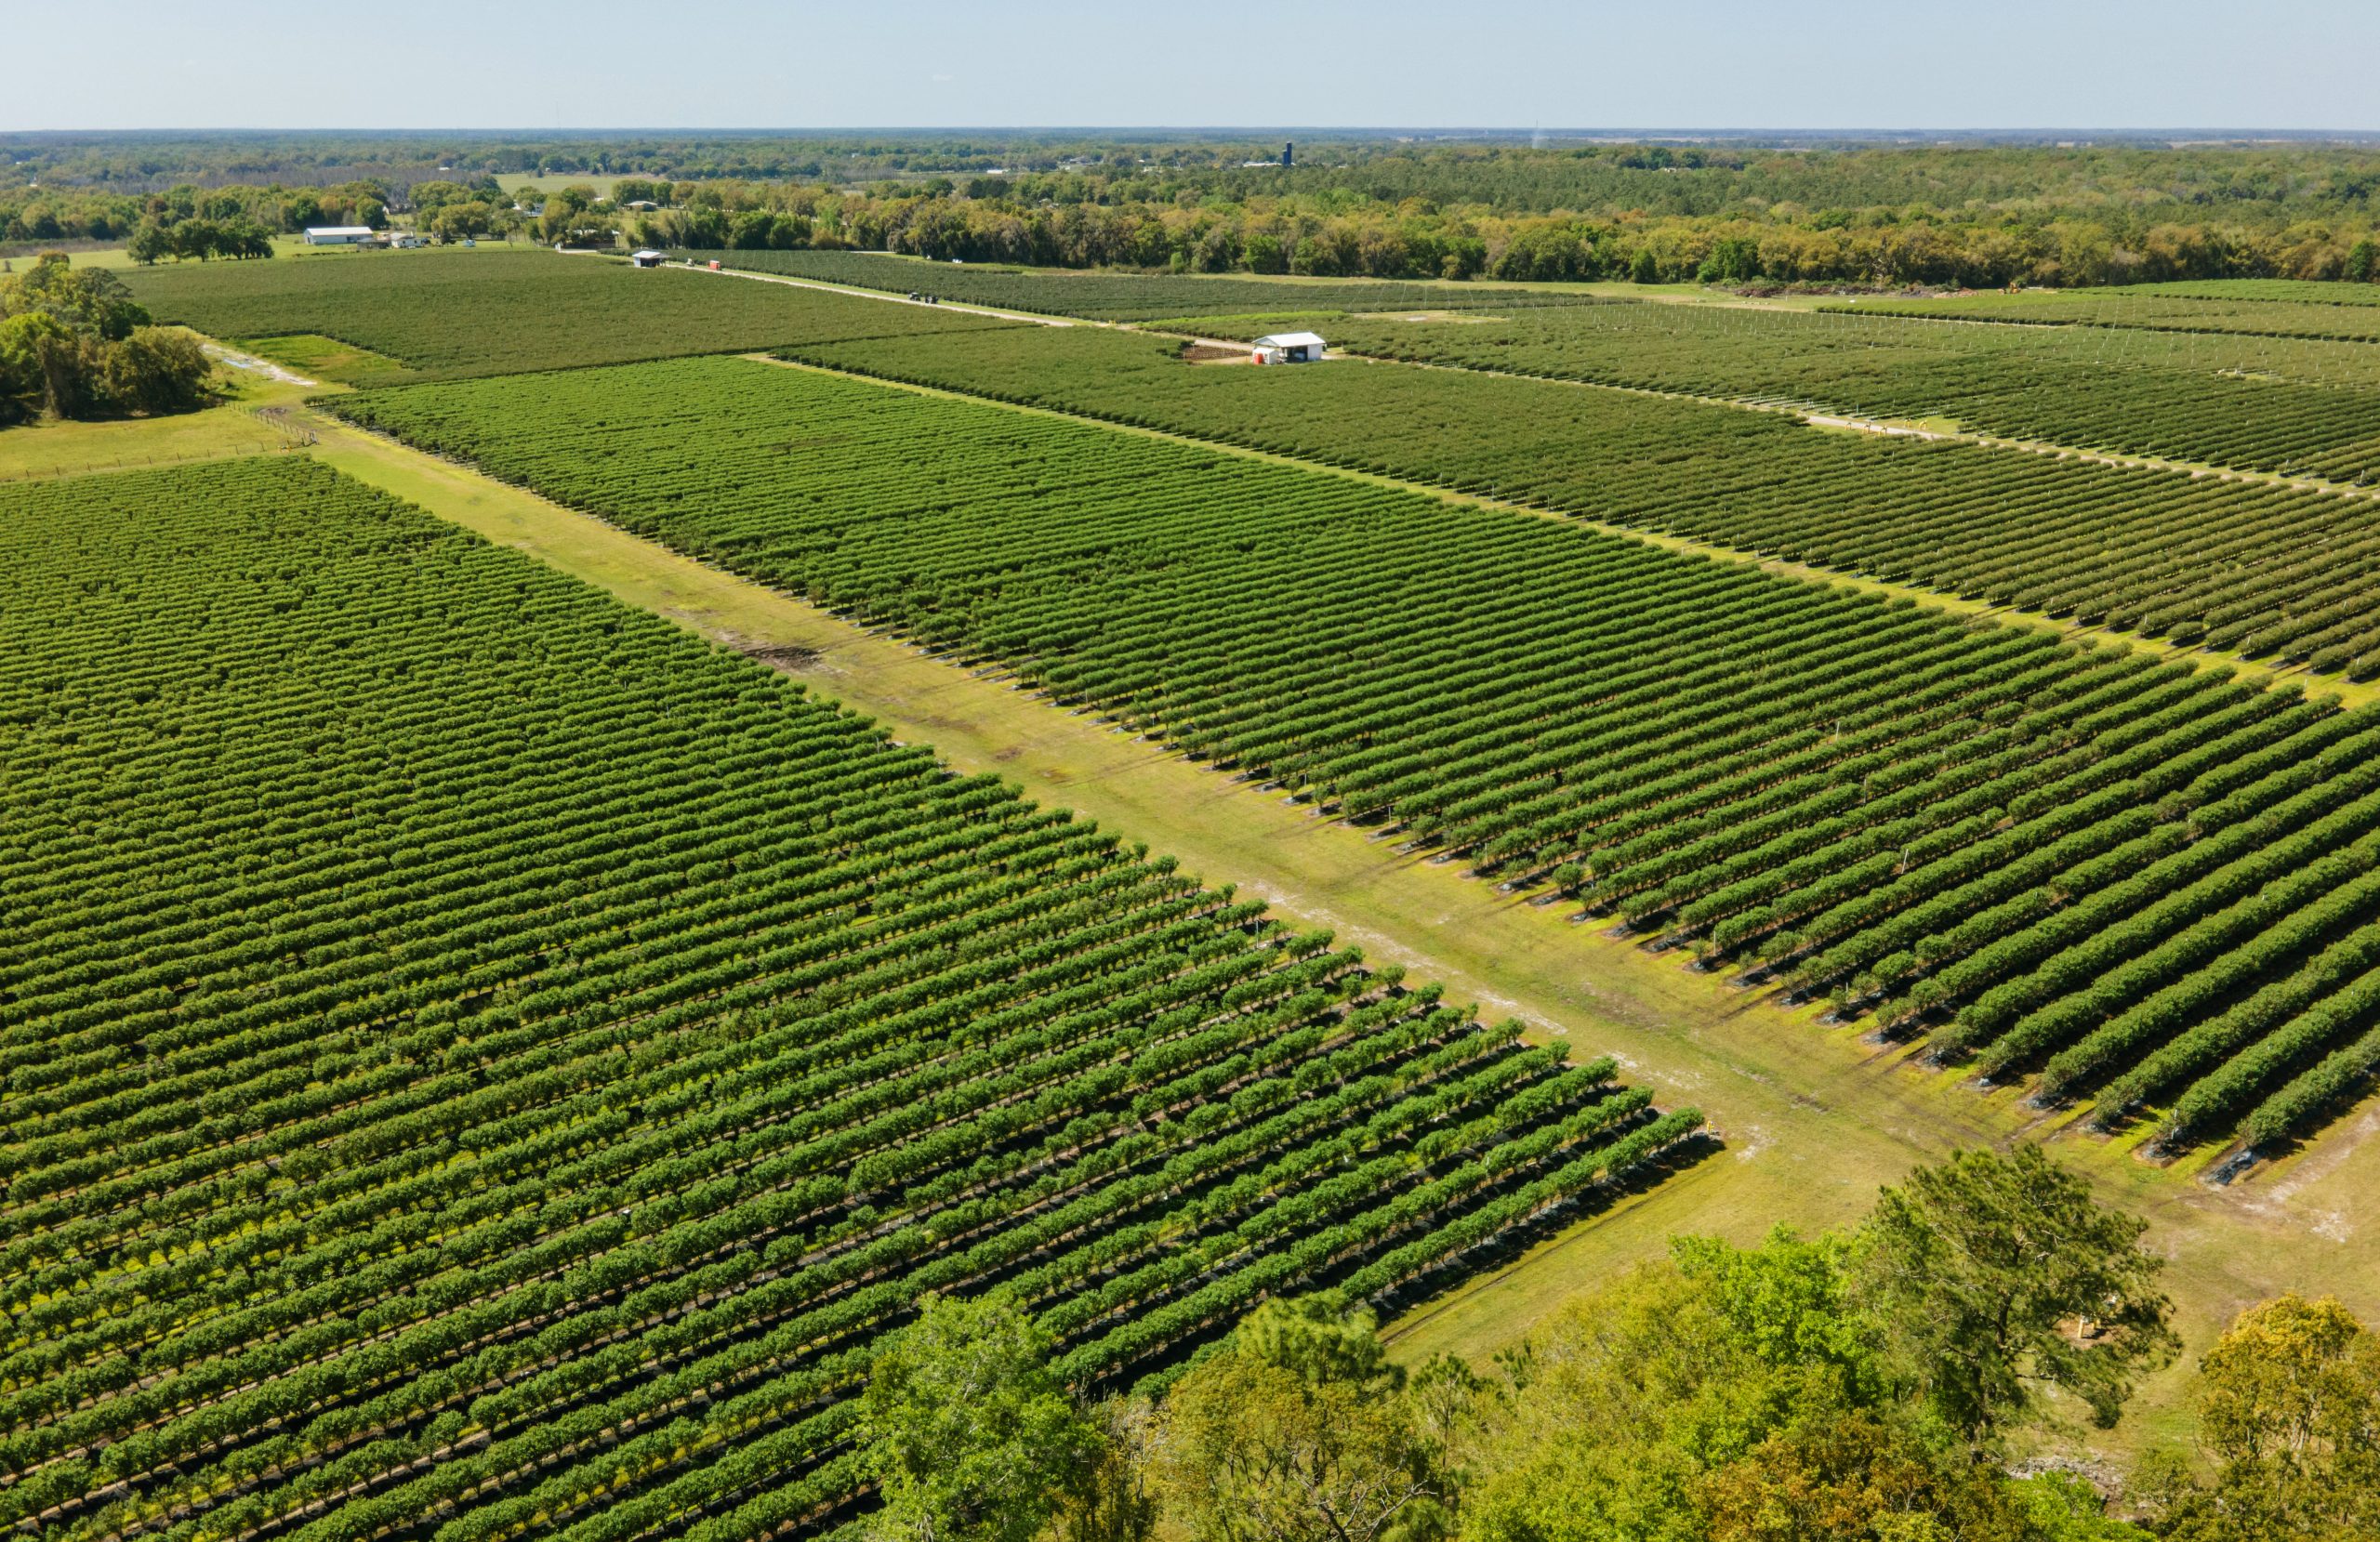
[337, 355, 2380, 1153]
[0, 455, 1698, 1538]
[2112, 280, 2380, 306]
[16, 120, 2380, 1541]
[665, 247, 1617, 320]
[1826, 283, 2380, 343]
[119, 248, 1019, 382]
[1202, 301, 2380, 481]
[774, 323, 2380, 678]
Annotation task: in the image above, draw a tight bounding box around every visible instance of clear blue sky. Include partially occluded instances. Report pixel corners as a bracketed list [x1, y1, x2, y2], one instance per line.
[9, 0, 2373, 133]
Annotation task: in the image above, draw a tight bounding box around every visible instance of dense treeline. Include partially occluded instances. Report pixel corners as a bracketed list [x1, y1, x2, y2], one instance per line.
[0, 177, 393, 250]
[1165, 140, 2380, 222]
[0, 254, 207, 423]
[859, 1146, 2380, 1542]
[12, 134, 2380, 285]
[606, 140, 2380, 286]
[628, 178, 2380, 287]
[11, 131, 2378, 217]
[0, 171, 532, 258]
[0, 129, 1191, 192]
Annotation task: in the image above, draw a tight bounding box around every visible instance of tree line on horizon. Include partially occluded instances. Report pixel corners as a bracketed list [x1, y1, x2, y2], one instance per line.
[8, 139, 2380, 288]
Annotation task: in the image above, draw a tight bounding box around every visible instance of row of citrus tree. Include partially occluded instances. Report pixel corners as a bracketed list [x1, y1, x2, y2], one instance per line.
[0, 457, 1697, 1541]
[335, 354, 2380, 1154]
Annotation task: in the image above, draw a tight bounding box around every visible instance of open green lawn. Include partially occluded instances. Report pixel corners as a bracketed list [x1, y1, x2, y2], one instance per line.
[239, 331, 406, 383]
[0, 364, 321, 481]
[4, 243, 145, 270]
[7, 237, 549, 273]
[496, 170, 626, 199]
[8, 234, 320, 270]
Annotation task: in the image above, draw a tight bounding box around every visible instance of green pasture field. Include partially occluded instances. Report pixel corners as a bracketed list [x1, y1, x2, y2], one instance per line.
[1, 235, 322, 270]
[496, 169, 627, 200]
[0, 358, 319, 482]
[238, 331, 406, 383]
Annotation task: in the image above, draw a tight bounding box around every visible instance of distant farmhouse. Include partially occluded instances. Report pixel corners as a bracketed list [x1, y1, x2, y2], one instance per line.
[302, 226, 376, 246]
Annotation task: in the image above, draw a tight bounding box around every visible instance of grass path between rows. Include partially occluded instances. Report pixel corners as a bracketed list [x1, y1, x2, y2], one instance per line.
[0, 366, 316, 482]
[295, 393, 2380, 1461]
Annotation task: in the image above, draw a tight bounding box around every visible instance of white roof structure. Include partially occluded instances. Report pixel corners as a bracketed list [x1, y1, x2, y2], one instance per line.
[303, 226, 375, 239]
[1253, 332, 1328, 349]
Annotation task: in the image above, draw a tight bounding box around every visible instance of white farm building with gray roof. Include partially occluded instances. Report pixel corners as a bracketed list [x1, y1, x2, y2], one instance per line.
[1251, 331, 1328, 363]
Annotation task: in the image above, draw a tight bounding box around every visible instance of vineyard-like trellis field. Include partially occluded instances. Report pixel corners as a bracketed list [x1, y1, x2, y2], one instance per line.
[1824, 286, 2380, 344]
[2108, 280, 2380, 307]
[120, 249, 1017, 382]
[775, 324, 2380, 679]
[661, 248, 1617, 321]
[338, 355, 2380, 1152]
[0, 456, 1699, 1539]
[1172, 299, 2380, 482]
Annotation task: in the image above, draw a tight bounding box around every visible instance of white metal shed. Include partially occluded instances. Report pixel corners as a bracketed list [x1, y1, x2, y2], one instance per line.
[1251, 331, 1327, 364]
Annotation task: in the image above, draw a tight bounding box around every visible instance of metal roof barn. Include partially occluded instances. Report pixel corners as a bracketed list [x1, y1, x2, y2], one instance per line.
[1251, 332, 1328, 363]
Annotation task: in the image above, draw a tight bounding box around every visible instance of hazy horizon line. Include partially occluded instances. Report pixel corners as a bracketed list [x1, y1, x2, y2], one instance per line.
[7, 125, 2379, 139]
